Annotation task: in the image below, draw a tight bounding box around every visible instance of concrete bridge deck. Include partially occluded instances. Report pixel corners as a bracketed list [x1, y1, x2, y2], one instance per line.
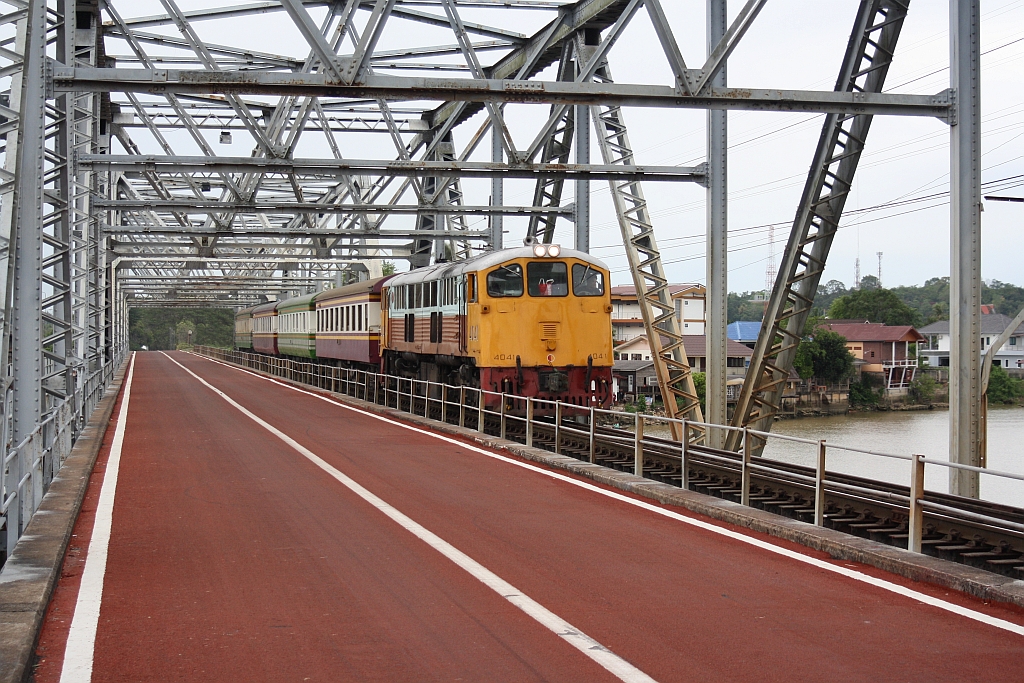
[25, 352, 1024, 682]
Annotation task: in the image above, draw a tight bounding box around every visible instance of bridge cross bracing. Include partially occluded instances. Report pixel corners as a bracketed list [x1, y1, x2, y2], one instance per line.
[0, 0, 987, 551]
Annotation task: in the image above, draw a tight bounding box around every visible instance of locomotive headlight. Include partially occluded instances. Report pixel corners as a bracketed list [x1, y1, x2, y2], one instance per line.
[547, 244, 561, 257]
[533, 244, 547, 258]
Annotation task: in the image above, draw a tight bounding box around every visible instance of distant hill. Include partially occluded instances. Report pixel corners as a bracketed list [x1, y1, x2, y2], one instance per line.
[727, 278, 1024, 326]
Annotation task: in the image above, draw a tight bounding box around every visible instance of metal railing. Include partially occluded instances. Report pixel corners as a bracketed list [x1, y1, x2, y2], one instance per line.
[1, 347, 129, 557]
[192, 346, 1024, 557]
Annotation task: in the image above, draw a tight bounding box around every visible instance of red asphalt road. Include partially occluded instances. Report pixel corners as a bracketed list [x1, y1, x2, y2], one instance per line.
[34, 352, 1024, 682]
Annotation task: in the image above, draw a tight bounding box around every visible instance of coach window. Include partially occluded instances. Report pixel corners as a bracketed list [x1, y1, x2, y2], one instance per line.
[572, 264, 605, 297]
[486, 264, 523, 297]
[527, 262, 568, 297]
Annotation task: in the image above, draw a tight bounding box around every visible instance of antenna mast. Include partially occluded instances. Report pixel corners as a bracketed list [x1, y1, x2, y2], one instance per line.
[877, 251, 883, 287]
[765, 225, 776, 295]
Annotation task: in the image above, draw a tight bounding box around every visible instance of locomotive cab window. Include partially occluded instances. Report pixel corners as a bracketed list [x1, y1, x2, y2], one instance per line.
[528, 262, 568, 297]
[572, 264, 605, 297]
[487, 264, 523, 297]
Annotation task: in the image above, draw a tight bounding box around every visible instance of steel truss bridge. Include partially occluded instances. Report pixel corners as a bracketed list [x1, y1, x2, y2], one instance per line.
[0, 0, 989, 548]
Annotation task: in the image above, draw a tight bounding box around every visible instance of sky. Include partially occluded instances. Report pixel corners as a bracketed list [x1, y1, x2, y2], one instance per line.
[106, 1, 1024, 293]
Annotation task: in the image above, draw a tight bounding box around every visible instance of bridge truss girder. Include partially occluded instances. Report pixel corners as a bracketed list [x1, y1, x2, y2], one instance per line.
[0, 0, 984, 535]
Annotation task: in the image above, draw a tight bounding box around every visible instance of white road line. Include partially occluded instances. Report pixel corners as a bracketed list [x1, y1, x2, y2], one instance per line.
[161, 352, 657, 683]
[189, 352, 1024, 638]
[59, 353, 137, 683]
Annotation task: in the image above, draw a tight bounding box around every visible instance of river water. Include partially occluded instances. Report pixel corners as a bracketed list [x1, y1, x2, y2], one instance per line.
[760, 406, 1024, 508]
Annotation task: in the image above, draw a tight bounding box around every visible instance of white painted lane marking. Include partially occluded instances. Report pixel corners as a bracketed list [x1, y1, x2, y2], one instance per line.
[189, 352, 1024, 638]
[161, 352, 656, 683]
[60, 353, 137, 683]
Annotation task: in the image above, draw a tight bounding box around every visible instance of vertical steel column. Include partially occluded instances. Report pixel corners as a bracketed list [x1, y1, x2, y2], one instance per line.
[11, 0, 48, 443]
[490, 127, 503, 250]
[575, 102, 590, 253]
[705, 0, 728, 447]
[948, 0, 981, 498]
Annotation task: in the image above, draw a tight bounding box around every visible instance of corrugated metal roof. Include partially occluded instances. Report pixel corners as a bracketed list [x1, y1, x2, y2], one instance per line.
[727, 321, 761, 341]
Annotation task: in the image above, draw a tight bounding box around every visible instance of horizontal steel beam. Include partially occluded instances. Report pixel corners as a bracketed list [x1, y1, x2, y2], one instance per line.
[106, 225, 490, 239]
[82, 155, 706, 182]
[53, 68, 953, 119]
[96, 199, 572, 215]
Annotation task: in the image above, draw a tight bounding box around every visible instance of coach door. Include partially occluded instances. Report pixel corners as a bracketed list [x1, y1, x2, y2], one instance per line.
[459, 275, 469, 353]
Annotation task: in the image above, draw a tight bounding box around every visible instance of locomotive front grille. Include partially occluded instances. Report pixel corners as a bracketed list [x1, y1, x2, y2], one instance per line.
[540, 322, 560, 340]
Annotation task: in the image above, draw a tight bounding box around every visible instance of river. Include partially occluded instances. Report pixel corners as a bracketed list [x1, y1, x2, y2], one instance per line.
[760, 406, 1024, 508]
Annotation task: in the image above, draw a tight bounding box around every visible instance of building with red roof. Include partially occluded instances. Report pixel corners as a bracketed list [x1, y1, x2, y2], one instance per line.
[819, 321, 925, 390]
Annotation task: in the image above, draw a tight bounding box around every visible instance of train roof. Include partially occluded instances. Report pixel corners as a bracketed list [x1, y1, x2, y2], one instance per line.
[252, 301, 279, 316]
[276, 292, 318, 313]
[316, 275, 393, 304]
[234, 304, 258, 319]
[385, 247, 608, 287]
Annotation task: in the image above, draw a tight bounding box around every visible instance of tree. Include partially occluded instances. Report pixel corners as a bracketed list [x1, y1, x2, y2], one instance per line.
[812, 330, 855, 383]
[828, 288, 919, 326]
[814, 279, 848, 315]
[130, 308, 234, 350]
[988, 365, 1024, 404]
[858, 274, 881, 290]
[381, 261, 397, 276]
[792, 328, 854, 383]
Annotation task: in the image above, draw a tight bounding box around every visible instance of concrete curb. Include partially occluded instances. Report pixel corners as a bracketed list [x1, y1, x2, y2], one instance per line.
[0, 358, 129, 683]
[225, 366, 1024, 610]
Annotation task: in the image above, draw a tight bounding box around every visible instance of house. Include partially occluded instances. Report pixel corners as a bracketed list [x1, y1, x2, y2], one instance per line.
[610, 284, 706, 342]
[611, 360, 746, 403]
[819, 321, 925, 391]
[611, 359, 658, 401]
[919, 313, 1024, 371]
[612, 334, 752, 377]
[727, 321, 761, 348]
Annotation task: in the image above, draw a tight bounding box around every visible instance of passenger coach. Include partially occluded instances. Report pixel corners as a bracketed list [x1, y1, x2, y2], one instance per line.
[316, 277, 392, 367]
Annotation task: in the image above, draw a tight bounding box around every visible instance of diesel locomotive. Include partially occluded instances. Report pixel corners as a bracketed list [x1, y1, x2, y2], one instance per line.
[234, 245, 614, 406]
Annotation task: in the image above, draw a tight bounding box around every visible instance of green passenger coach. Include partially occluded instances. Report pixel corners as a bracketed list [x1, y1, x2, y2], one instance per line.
[276, 293, 319, 359]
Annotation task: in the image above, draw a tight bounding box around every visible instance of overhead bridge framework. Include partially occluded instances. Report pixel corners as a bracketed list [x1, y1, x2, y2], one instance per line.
[0, 0, 986, 548]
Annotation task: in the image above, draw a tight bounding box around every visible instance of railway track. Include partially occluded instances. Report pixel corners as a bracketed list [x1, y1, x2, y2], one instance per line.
[404, 395, 1024, 580]
[197, 349, 1024, 580]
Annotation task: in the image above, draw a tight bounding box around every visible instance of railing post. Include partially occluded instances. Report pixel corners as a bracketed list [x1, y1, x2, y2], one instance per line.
[526, 398, 534, 447]
[681, 419, 689, 490]
[458, 386, 466, 428]
[588, 406, 596, 463]
[554, 401, 562, 455]
[634, 412, 643, 477]
[499, 394, 507, 439]
[741, 427, 751, 507]
[815, 440, 827, 526]
[908, 454, 925, 553]
[477, 389, 485, 432]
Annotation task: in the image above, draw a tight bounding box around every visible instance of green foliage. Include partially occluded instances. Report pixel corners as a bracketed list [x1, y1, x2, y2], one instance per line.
[727, 292, 767, 324]
[828, 288, 920, 326]
[793, 328, 854, 383]
[381, 261, 397, 276]
[130, 308, 234, 350]
[858, 274, 881, 290]
[909, 373, 938, 404]
[850, 374, 883, 406]
[988, 365, 1024, 404]
[793, 340, 820, 380]
[889, 277, 1024, 324]
[812, 330, 855, 383]
[814, 280, 849, 315]
[688, 372, 707, 414]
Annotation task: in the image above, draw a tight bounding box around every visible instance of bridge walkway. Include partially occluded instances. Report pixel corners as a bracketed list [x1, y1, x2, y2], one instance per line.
[32, 352, 1024, 682]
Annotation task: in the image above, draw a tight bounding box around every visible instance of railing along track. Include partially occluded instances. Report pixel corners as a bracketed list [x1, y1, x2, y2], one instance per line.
[192, 346, 1024, 580]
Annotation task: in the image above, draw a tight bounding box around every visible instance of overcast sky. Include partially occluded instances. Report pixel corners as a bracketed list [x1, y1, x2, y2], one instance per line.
[112, 1, 1024, 293]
